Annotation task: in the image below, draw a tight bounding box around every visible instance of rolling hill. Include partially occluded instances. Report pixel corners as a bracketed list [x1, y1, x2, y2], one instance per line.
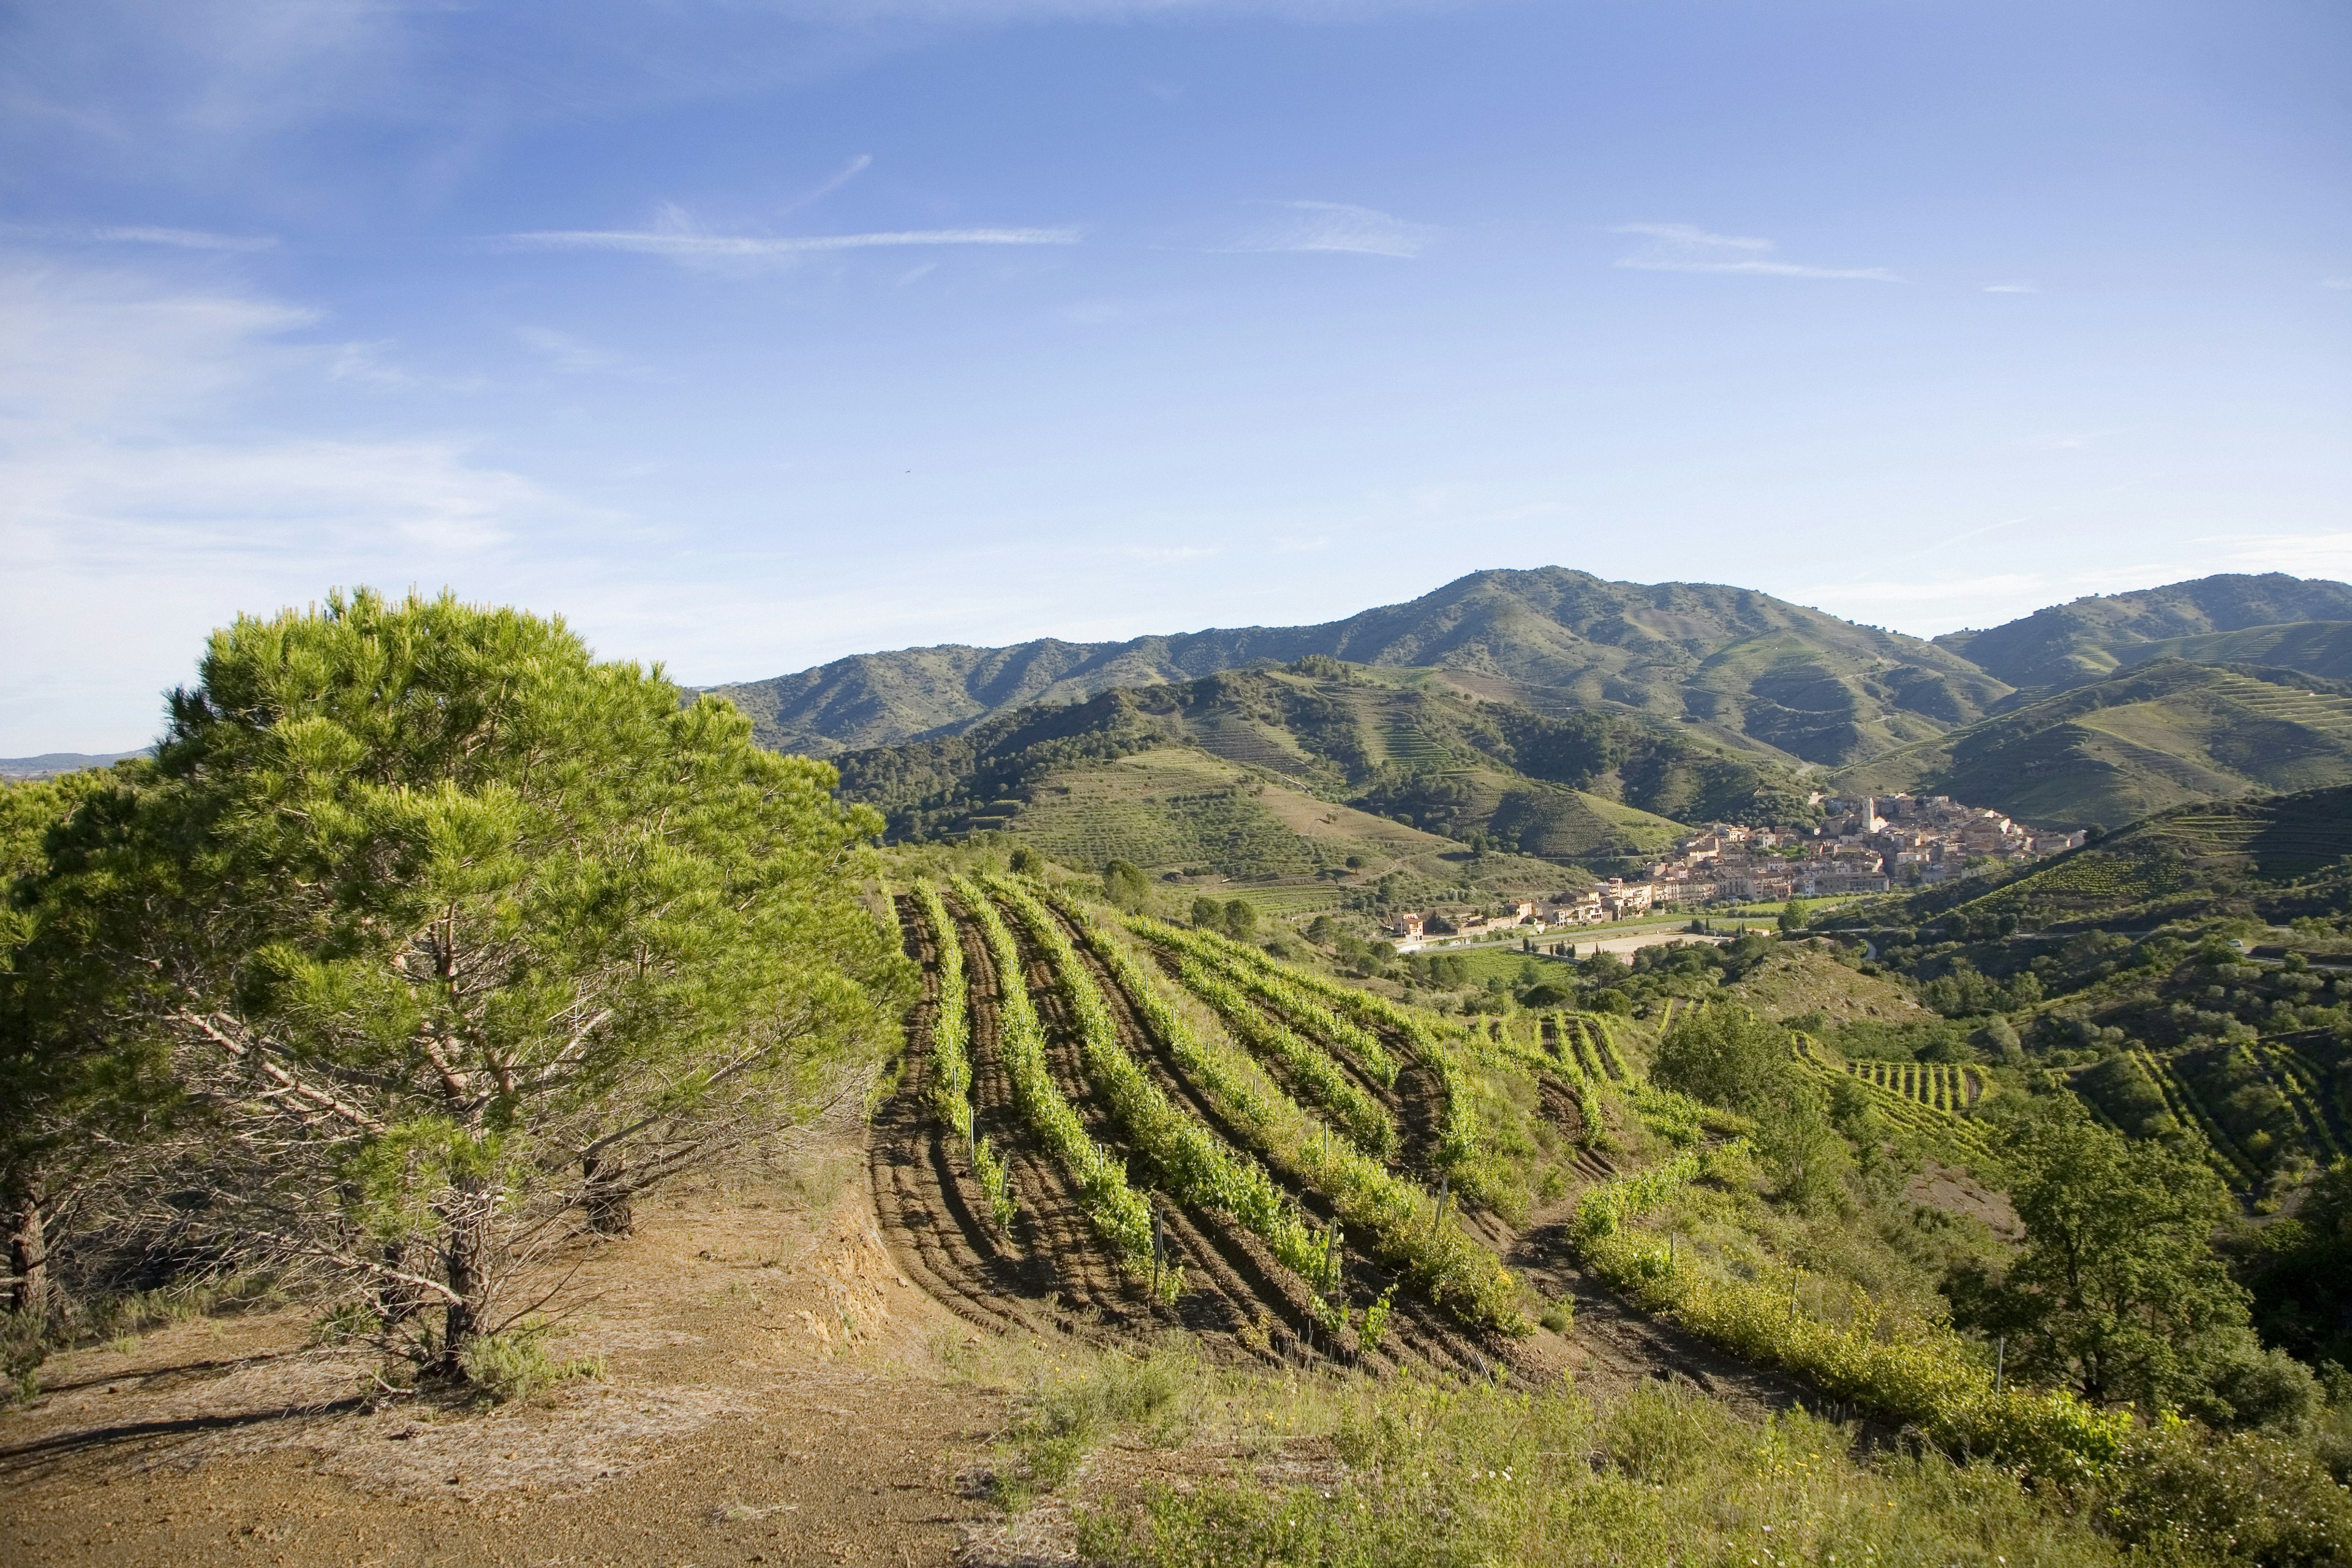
[0, 750, 143, 782]
[2114, 620, 2352, 684]
[830, 662, 1798, 884]
[1933, 573, 2352, 692]
[715, 567, 2012, 766]
[1831, 660, 2352, 831]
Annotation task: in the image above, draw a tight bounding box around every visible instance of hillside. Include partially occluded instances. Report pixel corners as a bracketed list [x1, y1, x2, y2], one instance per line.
[0, 750, 142, 781]
[717, 567, 2011, 766]
[1935, 572, 2352, 692]
[1874, 781, 2352, 932]
[2116, 619, 2352, 683]
[1833, 660, 2352, 830]
[1723, 942, 1937, 1026]
[831, 662, 1815, 882]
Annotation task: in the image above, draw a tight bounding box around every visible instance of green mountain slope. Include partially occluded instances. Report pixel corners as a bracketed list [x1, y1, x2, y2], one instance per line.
[1833, 662, 2352, 831]
[831, 662, 1780, 875]
[715, 567, 2011, 766]
[1931, 783, 2352, 930]
[2116, 620, 2352, 683]
[1934, 573, 2352, 692]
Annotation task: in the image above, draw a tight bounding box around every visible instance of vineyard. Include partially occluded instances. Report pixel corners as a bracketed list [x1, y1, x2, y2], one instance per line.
[867, 873, 2128, 1469]
[1792, 1036, 1997, 1166]
[870, 874, 1754, 1373]
[1839, 1058, 1988, 1112]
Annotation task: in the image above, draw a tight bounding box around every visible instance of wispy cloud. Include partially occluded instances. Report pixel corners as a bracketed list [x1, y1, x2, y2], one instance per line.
[497, 205, 1080, 265]
[1611, 222, 1896, 282]
[1229, 200, 1436, 259]
[1984, 282, 2038, 294]
[1, 222, 279, 252]
[1793, 573, 2049, 606]
[782, 153, 873, 215]
[516, 325, 638, 376]
[2208, 530, 2352, 579]
[1615, 222, 1772, 253]
[0, 262, 608, 750]
[2324, 277, 2352, 291]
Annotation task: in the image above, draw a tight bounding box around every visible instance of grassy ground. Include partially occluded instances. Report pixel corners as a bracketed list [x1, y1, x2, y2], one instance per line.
[973, 1336, 2130, 1568]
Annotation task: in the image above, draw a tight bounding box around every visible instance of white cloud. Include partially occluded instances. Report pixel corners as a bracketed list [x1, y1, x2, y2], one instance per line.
[1793, 573, 2050, 606]
[1984, 282, 2038, 293]
[773, 1, 1443, 16]
[2324, 277, 2352, 291]
[1126, 543, 1222, 562]
[497, 205, 1082, 270]
[2022, 430, 2124, 451]
[1611, 222, 1897, 282]
[0, 222, 280, 252]
[0, 262, 609, 752]
[1228, 200, 1436, 259]
[1613, 222, 1772, 253]
[782, 153, 873, 214]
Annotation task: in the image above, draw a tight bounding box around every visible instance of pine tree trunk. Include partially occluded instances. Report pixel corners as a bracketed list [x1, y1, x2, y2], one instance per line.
[378, 1239, 424, 1332]
[582, 1150, 634, 1237]
[6, 1174, 47, 1319]
[437, 1182, 495, 1378]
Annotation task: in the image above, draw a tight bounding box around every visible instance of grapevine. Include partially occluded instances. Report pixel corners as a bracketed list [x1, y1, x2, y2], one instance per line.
[987, 874, 1343, 1319]
[953, 877, 1162, 1286]
[1167, 954, 1397, 1156]
[910, 882, 1016, 1230]
[1063, 893, 1525, 1332]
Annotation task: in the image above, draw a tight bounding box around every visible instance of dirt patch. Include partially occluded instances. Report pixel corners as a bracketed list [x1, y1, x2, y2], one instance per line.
[1904, 1159, 2022, 1242]
[1, 1140, 1012, 1568]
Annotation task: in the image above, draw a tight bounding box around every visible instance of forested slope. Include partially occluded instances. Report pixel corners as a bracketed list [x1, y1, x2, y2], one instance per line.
[831, 661, 1818, 872]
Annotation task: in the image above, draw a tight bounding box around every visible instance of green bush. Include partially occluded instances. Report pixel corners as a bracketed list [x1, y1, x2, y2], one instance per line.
[457, 1319, 600, 1403]
[2097, 1420, 2352, 1567]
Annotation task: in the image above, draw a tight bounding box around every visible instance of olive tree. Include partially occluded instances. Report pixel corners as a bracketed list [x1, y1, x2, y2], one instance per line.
[17, 590, 910, 1375]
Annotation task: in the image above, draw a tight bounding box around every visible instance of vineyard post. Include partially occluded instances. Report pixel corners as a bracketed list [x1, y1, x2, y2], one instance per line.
[1994, 1336, 2005, 1396]
[1150, 1204, 1164, 1300]
[1434, 1173, 1450, 1237]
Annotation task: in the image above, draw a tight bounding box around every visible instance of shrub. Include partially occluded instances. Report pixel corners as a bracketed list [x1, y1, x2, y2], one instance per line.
[457, 1319, 600, 1403]
[2097, 1420, 2352, 1567]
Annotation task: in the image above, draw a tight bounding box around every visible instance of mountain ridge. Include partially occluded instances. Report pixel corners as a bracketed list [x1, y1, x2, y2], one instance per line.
[713, 566, 2013, 767]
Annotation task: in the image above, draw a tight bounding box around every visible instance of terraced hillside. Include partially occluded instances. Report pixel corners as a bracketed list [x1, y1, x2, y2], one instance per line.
[2117, 620, 2352, 684]
[870, 873, 2128, 1468]
[1887, 782, 2352, 931]
[1834, 660, 2352, 829]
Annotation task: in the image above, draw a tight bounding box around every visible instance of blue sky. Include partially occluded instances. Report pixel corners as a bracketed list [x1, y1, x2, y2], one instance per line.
[2, 0, 2348, 753]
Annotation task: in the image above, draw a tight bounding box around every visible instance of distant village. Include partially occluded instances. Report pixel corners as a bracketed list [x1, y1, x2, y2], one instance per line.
[1385, 792, 2084, 951]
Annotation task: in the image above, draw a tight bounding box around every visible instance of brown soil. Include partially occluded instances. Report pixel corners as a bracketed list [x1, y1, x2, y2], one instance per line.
[1, 1142, 1011, 1568]
[1904, 1159, 2024, 1242]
